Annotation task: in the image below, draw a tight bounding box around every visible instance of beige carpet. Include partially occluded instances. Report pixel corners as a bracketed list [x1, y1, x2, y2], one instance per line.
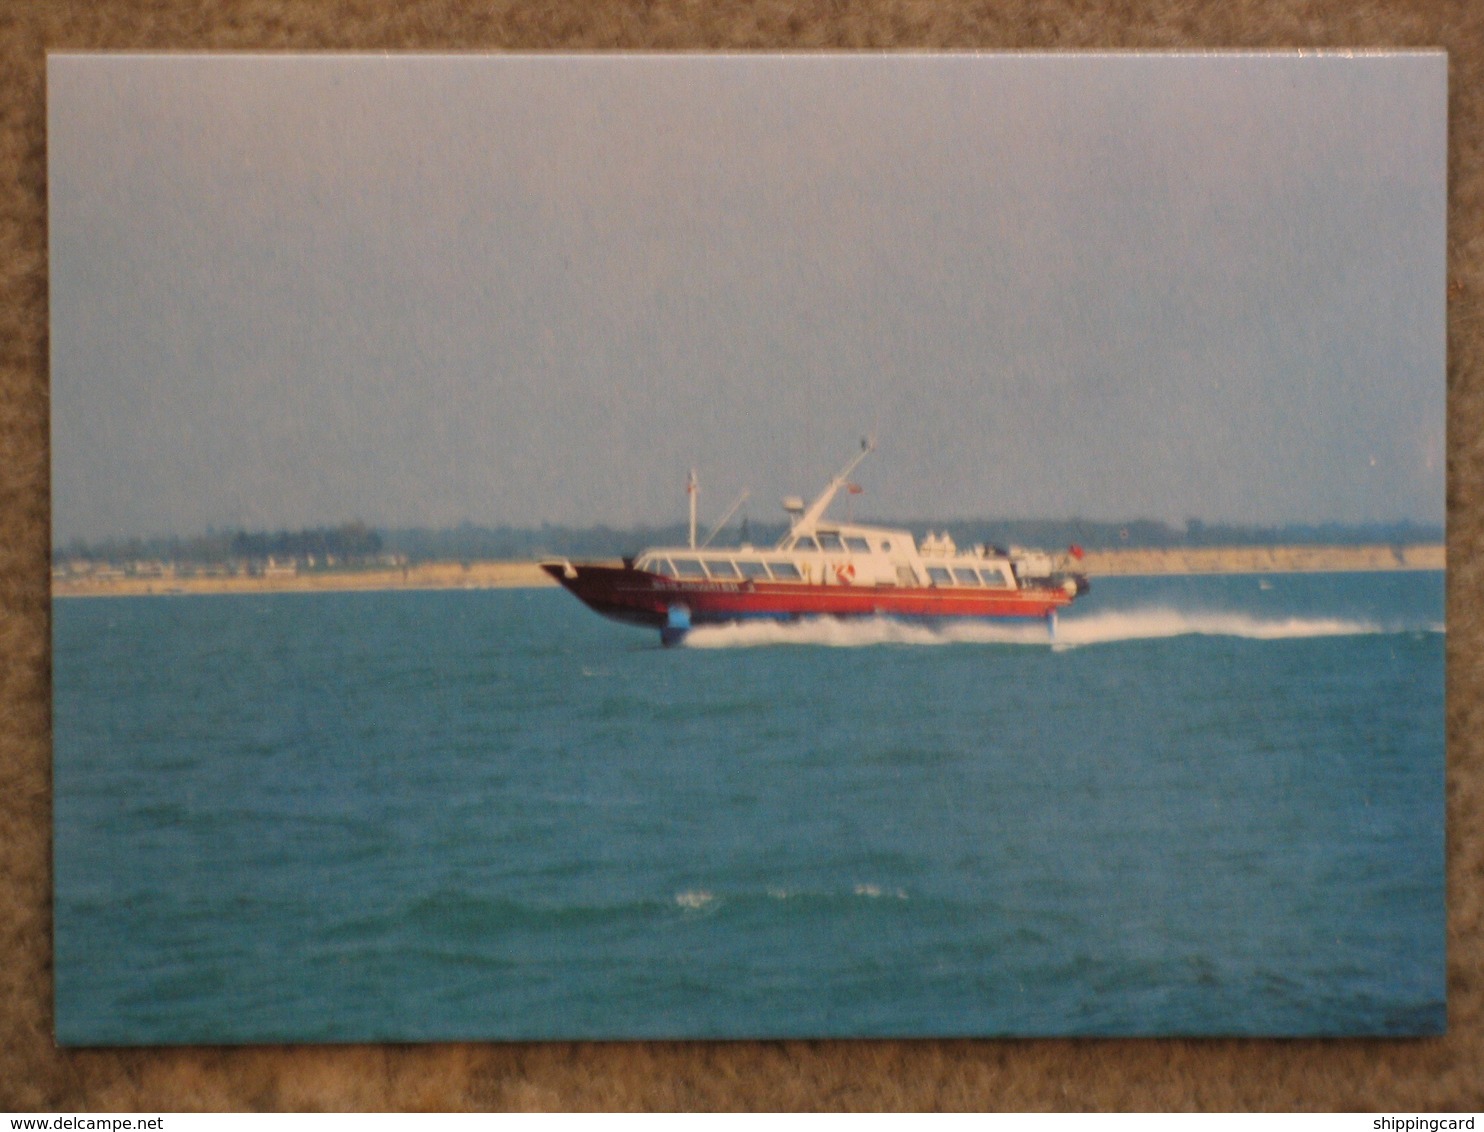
[2, 1, 1479, 1110]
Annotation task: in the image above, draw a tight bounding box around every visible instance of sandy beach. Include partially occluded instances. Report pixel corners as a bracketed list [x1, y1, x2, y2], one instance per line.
[1077, 543, 1445, 576]
[51, 559, 556, 598]
[50, 544, 1445, 598]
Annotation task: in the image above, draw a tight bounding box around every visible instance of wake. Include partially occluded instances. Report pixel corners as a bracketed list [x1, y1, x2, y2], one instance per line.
[683, 609, 1443, 649]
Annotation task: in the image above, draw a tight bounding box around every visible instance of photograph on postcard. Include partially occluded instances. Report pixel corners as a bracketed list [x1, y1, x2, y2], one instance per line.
[48, 52, 1445, 1042]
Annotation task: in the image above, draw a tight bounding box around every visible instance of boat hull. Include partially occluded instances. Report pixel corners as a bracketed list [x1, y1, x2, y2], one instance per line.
[542, 562, 1076, 636]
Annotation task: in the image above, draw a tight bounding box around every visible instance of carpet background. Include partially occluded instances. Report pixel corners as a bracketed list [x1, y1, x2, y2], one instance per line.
[2, 0, 1480, 1111]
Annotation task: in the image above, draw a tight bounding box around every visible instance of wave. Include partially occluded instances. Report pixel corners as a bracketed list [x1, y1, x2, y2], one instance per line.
[684, 609, 1443, 650]
[371, 885, 923, 941]
[1048, 609, 1433, 648]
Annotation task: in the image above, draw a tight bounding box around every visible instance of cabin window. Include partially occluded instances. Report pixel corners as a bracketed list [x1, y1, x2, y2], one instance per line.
[818, 532, 845, 552]
[769, 561, 803, 580]
[704, 559, 740, 579]
[737, 560, 771, 580]
[881, 540, 892, 552]
[979, 567, 1010, 588]
[926, 566, 952, 586]
[952, 567, 981, 586]
[844, 536, 870, 554]
[793, 535, 820, 553]
[649, 558, 677, 578]
[672, 558, 705, 579]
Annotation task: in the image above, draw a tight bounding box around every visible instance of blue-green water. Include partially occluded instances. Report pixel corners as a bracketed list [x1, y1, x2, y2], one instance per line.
[53, 572, 1445, 1043]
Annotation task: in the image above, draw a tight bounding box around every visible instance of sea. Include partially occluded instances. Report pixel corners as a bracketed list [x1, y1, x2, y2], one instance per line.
[52, 570, 1446, 1044]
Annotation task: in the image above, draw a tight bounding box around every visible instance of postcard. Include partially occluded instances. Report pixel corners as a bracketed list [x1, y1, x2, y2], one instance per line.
[49, 52, 1446, 1042]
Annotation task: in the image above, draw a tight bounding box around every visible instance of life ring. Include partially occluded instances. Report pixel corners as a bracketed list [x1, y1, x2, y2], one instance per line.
[834, 563, 856, 585]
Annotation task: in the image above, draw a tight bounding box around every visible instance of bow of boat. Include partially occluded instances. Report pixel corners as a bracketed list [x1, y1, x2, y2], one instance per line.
[540, 558, 668, 629]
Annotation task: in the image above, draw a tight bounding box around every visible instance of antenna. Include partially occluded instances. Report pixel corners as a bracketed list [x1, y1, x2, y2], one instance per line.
[786, 436, 877, 538]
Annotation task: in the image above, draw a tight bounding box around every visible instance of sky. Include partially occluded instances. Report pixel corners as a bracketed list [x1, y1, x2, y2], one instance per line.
[48, 52, 1446, 544]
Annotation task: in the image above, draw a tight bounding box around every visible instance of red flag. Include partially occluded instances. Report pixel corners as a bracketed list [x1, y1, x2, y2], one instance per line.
[846, 483, 863, 495]
[1069, 544, 1085, 560]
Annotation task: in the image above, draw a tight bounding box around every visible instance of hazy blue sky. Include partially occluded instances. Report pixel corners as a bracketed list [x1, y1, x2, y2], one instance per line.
[49, 52, 1445, 543]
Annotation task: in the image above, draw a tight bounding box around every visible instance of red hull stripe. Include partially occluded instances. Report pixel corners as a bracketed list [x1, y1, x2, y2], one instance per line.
[543, 563, 1072, 628]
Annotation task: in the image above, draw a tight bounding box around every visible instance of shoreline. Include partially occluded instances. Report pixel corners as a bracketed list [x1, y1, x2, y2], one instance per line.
[1078, 543, 1444, 577]
[50, 544, 1446, 598]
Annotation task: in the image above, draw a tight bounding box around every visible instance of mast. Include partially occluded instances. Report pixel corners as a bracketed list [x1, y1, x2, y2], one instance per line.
[688, 469, 698, 549]
[786, 437, 876, 539]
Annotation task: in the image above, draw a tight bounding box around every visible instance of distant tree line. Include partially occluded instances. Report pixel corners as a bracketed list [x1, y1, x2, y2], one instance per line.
[227, 521, 382, 562]
[55, 521, 384, 567]
[56, 515, 1443, 568]
[891, 517, 1445, 554]
[379, 521, 790, 563]
[375, 516, 1442, 561]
